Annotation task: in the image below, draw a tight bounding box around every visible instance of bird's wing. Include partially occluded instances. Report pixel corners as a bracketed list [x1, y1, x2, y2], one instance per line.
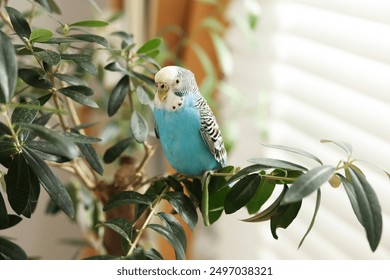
[196, 95, 228, 166]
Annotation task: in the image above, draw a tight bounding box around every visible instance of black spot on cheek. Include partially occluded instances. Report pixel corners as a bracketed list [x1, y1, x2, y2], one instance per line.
[172, 106, 176, 110]
[178, 103, 182, 106]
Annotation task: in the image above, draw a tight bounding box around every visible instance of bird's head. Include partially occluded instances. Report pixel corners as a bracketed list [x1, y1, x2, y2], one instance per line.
[154, 66, 198, 103]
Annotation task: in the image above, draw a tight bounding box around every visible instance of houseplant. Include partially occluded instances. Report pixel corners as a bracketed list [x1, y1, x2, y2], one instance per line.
[0, 0, 388, 259]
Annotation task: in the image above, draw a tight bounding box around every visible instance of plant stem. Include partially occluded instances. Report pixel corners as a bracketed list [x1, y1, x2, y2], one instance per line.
[126, 184, 169, 257]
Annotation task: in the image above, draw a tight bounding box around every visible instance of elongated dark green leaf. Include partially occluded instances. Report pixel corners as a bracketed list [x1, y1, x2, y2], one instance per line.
[111, 31, 134, 49]
[136, 38, 162, 54]
[5, 7, 31, 39]
[54, 73, 87, 86]
[226, 164, 265, 185]
[108, 75, 129, 117]
[0, 31, 17, 104]
[0, 237, 28, 260]
[21, 166, 40, 218]
[103, 191, 153, 211]
[164, 191, 198, 231]
[201, 172, 212, 226]
[103, 137, 133, 164]
[58, 86, 99, 108]
[25, 140, 71, 162]
[45, 37, 81, 44]
[77, 142, 103, 175]
[282, 165, 335, 205]
[104, 61, 128, 74]
[69, 34, 109, 48]
[30, 29, 53, 43]
[271, 199, 302, 239]
[346, 167, 382, 251]
[242, 185, 288, 222]
[144, 248, 163, 260]
[147, 223, 186, 260]
[21, 123, 79, 159]
[69, 20, 109, 27]
[338, 173, 363, 225]
[18, 68, 52, 89]
[0, 191, 9, 227]
[320, 139, 353, 157]
[298, 189, 321, 249]
[62, 131, 101, 143]
[0, 138, 16, 168]
[0, 214, 22, 230]
[132, 71, 155, 86]
[157, 212, 187, 252]
[5, 154, 31, 214]
[261, 143, 323, 165]
[248, 158, 308, 171]
[97, 217, 133, 242]
[11, 99, 40, 124]
[61, 53, 92, 62]
[224, 174, 262, 214]
[136, 85, 152, 106]
[35, 0, 61, 14]
[23, 148, 74, 218]
[246, 178, 276, 214]
[76, 60, 98, 76]
[35, 50, 61, 65]
[184, 178, 202, 207]
[130, 111, 148, 143]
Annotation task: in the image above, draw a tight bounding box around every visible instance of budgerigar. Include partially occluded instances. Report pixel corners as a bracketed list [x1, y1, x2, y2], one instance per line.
[153, 66, 227, 176]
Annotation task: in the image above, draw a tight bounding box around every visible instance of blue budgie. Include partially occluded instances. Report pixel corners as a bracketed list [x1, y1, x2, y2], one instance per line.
[153, 66, 228, 176]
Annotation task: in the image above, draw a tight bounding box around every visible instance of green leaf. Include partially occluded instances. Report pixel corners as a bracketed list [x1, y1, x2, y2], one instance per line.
[131, 71, 155, 86]
[11, 99, 40, 125]
[298, 189, 321, 249]
[136, 85, 152, 106]
[242, 185, 288, 223]
[54, 73, 88, 86]
[25, 140, 72, 162]
[108, 75, 129, 117]
[111, 31, 134, 49]
[0, 138, 16, 168]
[270, 199, 302, 239]
[103, 191, 153, 211]
[77, 142, 103, 175]
[0, 214, 22, 230]
[76, 60, 98, 76]
[62, 131, 101, 143]
[61, 53, 92, 62]
[21, 123, 79, 159]
[147, 223, 186, 260]
[35, 50, 61, 65]
[201, 172, 211, 226]
[261, 143, 323, 165]
[69, 34, 109, 48]
[21, 165, 40, 218]
[35, 0, 61, 14]
[338, 173, 363, 225]
[0, 237, 28, 260]
[5, 154, 33, 214]
[30, 29, 53, 43]
[5, 6, 31, 39]
[58, 86, 98, 108]
[157, 212, 187, 252]
[164, 191, 198, 231]
[282, 165, 335, 205]
[97, 217, 133, 242]
[0, 191, 9, 227]
[224, 173, 262, 214]
[69, 20, 109, 28]
[104, 61, 129, 74]
[248, 158, 308, 171]
[346, 166, 382, 251]
[226, 164, 266, 185]
[18, 68, 52, 89]
[23, 148, 74, 218]
[136, 38, 162, 54]
[144, 248, 163, 260]
[320, 139, 353, 157]
[130, 111, 148, 143]
[246, 179, 276, 214]
[103, 137, 133, 164]
[0, 31, 17, 104]
[167, 176, 183, 192]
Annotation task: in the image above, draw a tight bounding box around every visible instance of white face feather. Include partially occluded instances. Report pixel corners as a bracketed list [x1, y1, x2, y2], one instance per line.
[154, 66, 197, 112]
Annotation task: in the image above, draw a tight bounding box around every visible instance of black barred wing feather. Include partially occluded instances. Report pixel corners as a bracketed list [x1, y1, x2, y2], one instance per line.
[196, 95, 228, 167]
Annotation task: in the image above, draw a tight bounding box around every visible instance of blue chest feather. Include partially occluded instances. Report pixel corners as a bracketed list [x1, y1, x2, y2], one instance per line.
[153, 102, 221, 176]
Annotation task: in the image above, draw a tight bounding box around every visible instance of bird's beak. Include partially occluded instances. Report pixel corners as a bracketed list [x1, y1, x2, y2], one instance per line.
[156, 82, 169, 102]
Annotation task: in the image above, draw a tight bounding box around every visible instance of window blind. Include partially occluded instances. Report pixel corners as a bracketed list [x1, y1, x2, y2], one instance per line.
[205, 0, 390, 259]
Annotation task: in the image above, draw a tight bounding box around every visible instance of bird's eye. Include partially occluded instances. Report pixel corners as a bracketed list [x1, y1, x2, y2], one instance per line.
[176, 79, 180, 84]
